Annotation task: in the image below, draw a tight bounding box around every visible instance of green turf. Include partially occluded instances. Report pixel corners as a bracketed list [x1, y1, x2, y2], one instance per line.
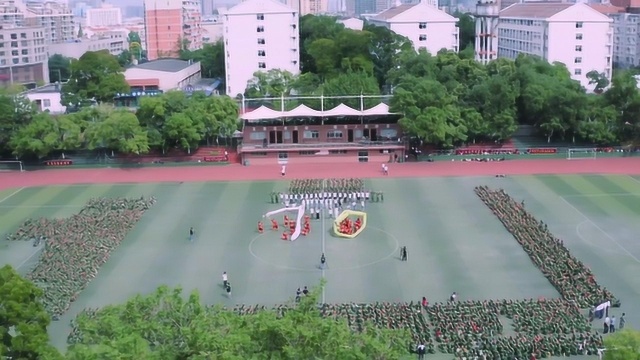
[1, 175, 639, 356]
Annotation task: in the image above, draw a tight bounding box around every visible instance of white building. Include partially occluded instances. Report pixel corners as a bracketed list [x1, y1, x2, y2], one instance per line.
[124, 59, 202, 91]
[610, 11, 640, 68]
[0, 25, 49, 86]
[86, 4, 122, 27]
[202, 14, 224, 43]
[24, 83, 66, 113]
[223, 0, 300, 97]
[368, 1, 459, 54]
[48, 35, 126, 58]
[497, 3, 613, 92]
[339, 17, 364, 30]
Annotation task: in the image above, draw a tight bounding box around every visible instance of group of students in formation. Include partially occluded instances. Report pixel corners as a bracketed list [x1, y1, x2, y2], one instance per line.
[337, 217, 363, 235]
[271, 192, 378, 221]
[258, 214, 312, 241]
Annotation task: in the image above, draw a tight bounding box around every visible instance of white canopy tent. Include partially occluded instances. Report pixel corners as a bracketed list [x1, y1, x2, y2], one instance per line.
[240, 102, 397, 121]
[241, 105, 283, 120]
[284, 104, 322, 117]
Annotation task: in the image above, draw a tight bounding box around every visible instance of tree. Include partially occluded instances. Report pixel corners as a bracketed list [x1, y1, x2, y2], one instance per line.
[180, 41, 225, 80]
[48, 54, 72, 83]
[66, 283, 410, 359]
[163, 113, 202, 154]
[0, 265, 62, 360]
[245, 69, 298, 98]
[454, 12, 476, 51]
[320, 71, 381, 109]
[587, 70, 610, 94]
[127, 31, 144, 61]
[8, 112, 59, 158]
[391, 76, 467, 147]
[185, 93, 239, 145]
[0, 90, 35, 154]
[299, 15, 345, 74]
[364, 24, 412, 88]
[85, 110, 149, 154]
[62, 50, 130, 106]
[117, 50, 133, 67]
[604, 329, 640, 360]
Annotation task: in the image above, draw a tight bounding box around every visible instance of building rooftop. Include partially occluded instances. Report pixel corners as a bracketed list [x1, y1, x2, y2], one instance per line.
[373, 4, 417, 20]
[26, 83, 62, 94]
[588, 4, 625, 14]
[499, 2, 572, 18]
[130, 59, 195, 73]
[225, 0, 294, 15]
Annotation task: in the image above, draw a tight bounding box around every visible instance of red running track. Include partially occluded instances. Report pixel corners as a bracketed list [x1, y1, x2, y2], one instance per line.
[1, 157, 640, 191]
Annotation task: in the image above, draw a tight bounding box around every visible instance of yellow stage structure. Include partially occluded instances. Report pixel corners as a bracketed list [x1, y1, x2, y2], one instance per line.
[333, 210, 367, 239]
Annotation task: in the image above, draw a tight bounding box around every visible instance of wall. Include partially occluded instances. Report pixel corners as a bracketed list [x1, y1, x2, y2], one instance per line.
[242, 123, 401, 145]
[390, 21, 458, 53]
[547, 20, 612, 91]
[145, 8, 182, 59]
[25, 91, 66, 113]
[224, 10, 300, 97]
[124, 62, 201, 90]
[243, 150, 398, 165]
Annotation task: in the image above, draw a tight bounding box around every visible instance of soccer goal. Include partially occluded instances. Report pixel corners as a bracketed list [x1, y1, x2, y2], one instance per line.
[567, 148, 597, 160]
[0, 160, 25, 172]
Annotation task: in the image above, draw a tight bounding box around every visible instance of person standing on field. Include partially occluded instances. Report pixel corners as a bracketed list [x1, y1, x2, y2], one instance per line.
[226, 282, 232, 298]
[222, 272, 228, 288]
[189, 227, 194, 242]
[281, 165, 286, 177]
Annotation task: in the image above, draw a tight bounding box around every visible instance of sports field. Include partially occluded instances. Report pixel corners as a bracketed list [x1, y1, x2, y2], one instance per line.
[1, 174, 640, 353]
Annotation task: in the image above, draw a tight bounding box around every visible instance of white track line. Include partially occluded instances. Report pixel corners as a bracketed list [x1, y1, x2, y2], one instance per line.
[16, 244, 44, 271]
[628, 175, 640, 186]
[563, 193, 640, 198]
[0, 205, 83, 209]
[559, 195, 640, 264]
[0, 187, 24, 204]
[321, 179, 326, 304]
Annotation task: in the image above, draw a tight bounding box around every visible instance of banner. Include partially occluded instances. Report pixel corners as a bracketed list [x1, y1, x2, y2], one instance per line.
[528, 148, 557, 154]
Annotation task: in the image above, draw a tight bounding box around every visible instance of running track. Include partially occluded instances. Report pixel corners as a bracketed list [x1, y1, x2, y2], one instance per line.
[1, 157, 640, 191]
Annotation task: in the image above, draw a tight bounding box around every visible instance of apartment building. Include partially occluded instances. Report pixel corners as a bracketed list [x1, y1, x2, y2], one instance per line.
[144, 0, 203, 60]
[223, 0, 300, 96]
[22, 1, 75, 44]
[497, 2, 612, 92]
[610, 11, 640, 67]
[48, 34, 125, 58]
[0, 25, 49, 86]
[369, 0, 458, 53]
[86, 4, 122, 27]
[299, 0, 328, 15]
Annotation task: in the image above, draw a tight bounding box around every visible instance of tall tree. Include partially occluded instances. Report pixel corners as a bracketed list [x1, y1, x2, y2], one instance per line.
[0, 265, 63, 360]
[67, 284, 410, 359]
[603, 329, 640, 360]
[320, 71, 381, 109]
[62, 50, 130, 106]
[8, 112, 58, 158]
[244, 69, 298, 98]
[454, 12, 475, 51]
[180, 41, 225, 80]
[185, 93, 238, 144]
[363, 24, 412, 88]
[85, 110, 149, 154]
[48, 54, 72, 83]
[162, 113, 202, 154]
[299, 15, 345, 74]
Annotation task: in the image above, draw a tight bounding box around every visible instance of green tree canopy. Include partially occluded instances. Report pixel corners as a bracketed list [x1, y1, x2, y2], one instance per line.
[0, 265, 62, 360]
[62, 50, 130, 106]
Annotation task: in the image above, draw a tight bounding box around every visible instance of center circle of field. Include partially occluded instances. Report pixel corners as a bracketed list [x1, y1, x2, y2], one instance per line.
[248, 226, 399, 272]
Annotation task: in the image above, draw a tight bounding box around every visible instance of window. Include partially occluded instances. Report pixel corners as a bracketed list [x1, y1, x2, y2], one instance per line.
[10, 33, 16, 39]
[249, 132, 266, 140]
[258, 50, 266, 56]
[43, 99, 51, 107]
[256, 13, 264, 20]
[257, 26, 264, 32]
[251, 152, 268, 156]
[11, 41, 17, 47]
[258, 62, 266, 68]
[22, 57, 28, 63]
[576, 22, 583, 28]
[11, 50, 18, 56]
[327, 130, 343, 138]
[329, 150, 347, 154]
[419, 34, 427, 41]
[575, 45, 582, 52]
[21, 49, 28, 55]
[576, 33, 583, 40]
[358, 151, 368, 157]
[278, 152, 288, 159]
[258, 38, 265, 44]
[574, 57, 582, 64]
[574, 68, 582, 75]
[303, 130, 319, 139]
[299, 151, 317, 155]
[380, 129, 398, 138]
[418, 22, 426, 29]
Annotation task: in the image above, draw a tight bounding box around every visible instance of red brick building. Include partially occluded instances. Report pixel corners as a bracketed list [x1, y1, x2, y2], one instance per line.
[239, 102, 405, 165]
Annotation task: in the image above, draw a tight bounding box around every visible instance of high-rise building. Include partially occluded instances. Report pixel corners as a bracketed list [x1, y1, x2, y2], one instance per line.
[496, 2, 613, 92]
[0, 25, 49, 86]
[144, 0, 203, 60]
[223, 0, 299, 96]
[22, 1, 75, 44]
[87, 3, 122, 27]
[299, 0, 328, 14]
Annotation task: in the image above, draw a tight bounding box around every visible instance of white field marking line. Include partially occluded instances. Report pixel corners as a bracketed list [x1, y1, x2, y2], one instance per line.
[559, 195, 640, 264]
[628, 175, 640, 186]
[0, 187, 24, 204]
[16, 243, 44, 271]
[562, 193, 640, 198]
[0, 205, 83, 209]
[321, 178, 326, 304]
[576, 221, 625, 255]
